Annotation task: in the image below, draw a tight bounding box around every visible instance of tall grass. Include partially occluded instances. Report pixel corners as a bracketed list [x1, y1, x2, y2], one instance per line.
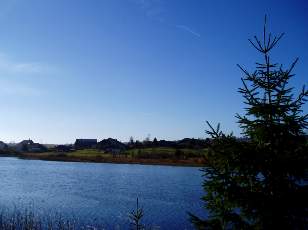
[0, 201, 157, 230]
[0, 208, 105, 230]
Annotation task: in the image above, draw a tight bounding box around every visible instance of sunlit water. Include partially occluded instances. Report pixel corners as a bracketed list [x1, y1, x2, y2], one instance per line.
[0, 157, 205, 229]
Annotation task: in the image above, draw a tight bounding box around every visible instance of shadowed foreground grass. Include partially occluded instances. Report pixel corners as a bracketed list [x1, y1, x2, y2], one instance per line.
[0, 200, 157, 230]
[0, 208, 106, 230]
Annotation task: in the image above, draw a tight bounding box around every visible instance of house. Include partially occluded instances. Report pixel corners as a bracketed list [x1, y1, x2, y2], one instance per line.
[74, 139, 97, 149]
[14, 139, 47, 153]
[15, 139, 34, 152]
[0, 141, 8, 151]
[97, 138, 126, 154]
[28, 143, 48, 152]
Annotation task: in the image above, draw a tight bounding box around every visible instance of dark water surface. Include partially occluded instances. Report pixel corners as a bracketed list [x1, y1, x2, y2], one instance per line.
[0, 157, 204, 229]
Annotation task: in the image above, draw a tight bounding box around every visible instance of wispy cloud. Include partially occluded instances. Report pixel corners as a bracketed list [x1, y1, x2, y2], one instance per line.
[131, 1, 201, 39]
[0, 80, 42, 96]
[175, 25, 201, 38]
[0, 53, 49, 96]
[131, 0, 165, 22]
[0, 53, 47, 75]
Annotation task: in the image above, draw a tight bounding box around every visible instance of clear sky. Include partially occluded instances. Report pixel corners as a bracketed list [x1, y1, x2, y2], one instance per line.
[0, 0, 307, 144]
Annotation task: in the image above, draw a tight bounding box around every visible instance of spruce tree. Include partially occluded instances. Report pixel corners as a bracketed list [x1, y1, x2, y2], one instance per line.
[190, 17, 308, 229]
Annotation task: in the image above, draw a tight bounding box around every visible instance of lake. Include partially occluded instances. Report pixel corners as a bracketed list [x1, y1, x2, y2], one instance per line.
[0, 157, 205, 229]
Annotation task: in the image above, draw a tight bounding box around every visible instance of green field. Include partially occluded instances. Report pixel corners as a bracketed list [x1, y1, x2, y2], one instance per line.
[61, 147, 207, 160]
[124, 147, 207, 159]
[12, 147, 207, 166]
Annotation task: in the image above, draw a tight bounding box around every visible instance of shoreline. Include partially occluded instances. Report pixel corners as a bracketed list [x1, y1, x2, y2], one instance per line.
[1, 153, 206, 167]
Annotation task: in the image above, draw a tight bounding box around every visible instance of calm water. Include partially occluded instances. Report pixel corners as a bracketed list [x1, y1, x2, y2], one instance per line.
[0, 157, 204, 229]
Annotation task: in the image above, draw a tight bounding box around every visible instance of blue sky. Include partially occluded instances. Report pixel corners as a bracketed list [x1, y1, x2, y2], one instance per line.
[0, 0, 307, 144]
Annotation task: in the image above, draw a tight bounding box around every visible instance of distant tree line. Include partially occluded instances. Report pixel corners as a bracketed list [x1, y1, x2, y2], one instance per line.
[127, 137, 211, 149]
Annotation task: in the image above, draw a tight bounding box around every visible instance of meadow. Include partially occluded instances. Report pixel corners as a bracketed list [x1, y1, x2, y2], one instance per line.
[16, 147, 207, 166]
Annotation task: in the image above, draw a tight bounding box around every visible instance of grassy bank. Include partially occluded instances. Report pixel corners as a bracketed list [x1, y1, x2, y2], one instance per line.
[11, 147, 207, 166]
[0, 208, 133, 230]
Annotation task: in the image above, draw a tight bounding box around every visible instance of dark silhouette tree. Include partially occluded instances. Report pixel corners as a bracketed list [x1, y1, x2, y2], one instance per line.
[190, 17, 308, 229]
[129, 198, 144, 230]
[129, 136, 134, 145]
[153, 137, 158, 146]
